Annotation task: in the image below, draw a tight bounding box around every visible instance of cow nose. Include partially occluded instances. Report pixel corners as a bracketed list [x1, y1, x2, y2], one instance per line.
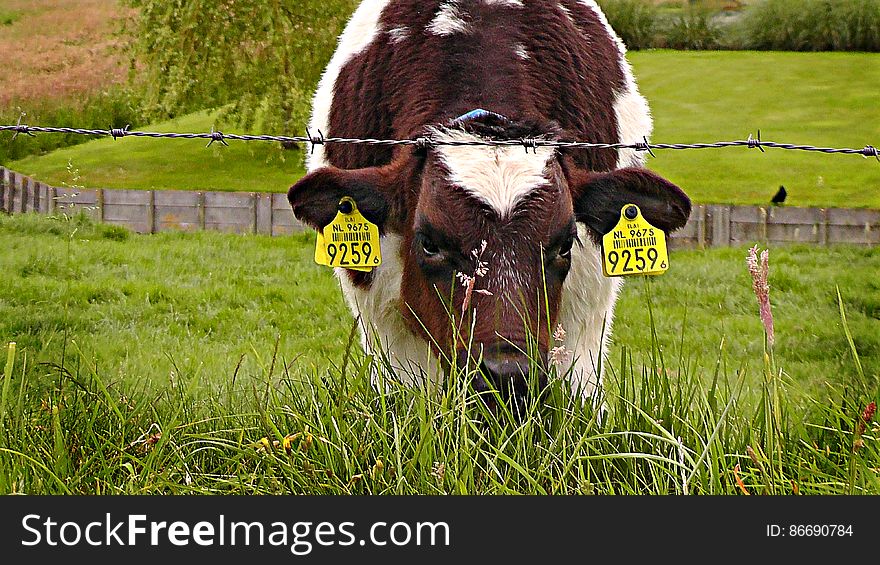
[467, 346, 547, 416]
[479, 355, 529, 400]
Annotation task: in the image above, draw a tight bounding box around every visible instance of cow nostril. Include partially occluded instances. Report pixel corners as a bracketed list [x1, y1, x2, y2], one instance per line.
[478, 356, 530, 399]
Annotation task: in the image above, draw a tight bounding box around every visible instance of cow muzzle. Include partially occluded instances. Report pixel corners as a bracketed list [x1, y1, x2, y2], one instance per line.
[457, 345, 548, 416]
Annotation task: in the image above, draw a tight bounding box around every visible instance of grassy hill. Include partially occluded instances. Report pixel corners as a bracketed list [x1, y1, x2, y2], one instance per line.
[7, 110, 305, 193]
[8, 51, 880, 208]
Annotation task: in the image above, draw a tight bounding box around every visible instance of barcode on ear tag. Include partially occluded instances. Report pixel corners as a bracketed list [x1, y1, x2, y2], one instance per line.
[601, 204, 669, 277]
[313, 197, 382, 272]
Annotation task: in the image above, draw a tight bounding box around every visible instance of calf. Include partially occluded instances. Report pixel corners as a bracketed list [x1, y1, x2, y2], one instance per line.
[289, 0, 691, 409]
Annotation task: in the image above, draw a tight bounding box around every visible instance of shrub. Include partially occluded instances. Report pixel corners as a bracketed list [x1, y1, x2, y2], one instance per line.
[736, 0, 880, 52]
[0, 88, 142, 165]
[663, 7, 724, 50]
[597, 0, 660, 50]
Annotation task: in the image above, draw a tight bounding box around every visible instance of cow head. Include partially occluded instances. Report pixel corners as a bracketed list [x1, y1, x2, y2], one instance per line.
[289, 115, 691, 412]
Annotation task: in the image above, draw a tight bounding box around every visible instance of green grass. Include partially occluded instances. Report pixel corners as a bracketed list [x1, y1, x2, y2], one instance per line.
[7, 51, 880, 207]
[0, 214, 877, 494]
[8, 110, 306, 193]
[630, 50, 880, 208]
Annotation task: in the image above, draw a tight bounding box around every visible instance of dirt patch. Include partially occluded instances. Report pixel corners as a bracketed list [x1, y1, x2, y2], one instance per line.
[0, 0, 133, 108]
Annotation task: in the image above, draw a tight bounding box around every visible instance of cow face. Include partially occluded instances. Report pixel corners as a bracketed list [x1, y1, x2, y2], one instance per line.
[289, 122, 691, 412]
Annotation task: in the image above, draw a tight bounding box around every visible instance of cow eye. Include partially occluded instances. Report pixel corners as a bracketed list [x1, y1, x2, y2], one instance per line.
[419, 234, 441, 257]
[559, 238, 573, 259]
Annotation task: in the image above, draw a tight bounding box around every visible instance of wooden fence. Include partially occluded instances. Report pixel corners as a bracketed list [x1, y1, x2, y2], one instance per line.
[1, 166, 878, 247]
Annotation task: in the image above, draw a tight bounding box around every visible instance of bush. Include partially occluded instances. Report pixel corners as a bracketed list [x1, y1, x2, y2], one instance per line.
[0, 88, 142, 165]
[663, 7, 723, 50]
[736, 0, 880, 52]
[124, 1, 358, 138]
[597, 0, 660, 50]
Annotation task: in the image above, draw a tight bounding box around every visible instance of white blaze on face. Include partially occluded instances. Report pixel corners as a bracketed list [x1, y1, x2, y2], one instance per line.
[432, 129, 555, 218]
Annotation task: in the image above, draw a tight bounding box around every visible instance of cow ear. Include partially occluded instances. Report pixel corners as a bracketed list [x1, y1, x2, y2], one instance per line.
[288, 165, 395, 233]
[571, 167, 691, 236]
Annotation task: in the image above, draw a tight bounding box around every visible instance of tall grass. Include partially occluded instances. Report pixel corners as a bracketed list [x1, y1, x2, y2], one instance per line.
[1, 273, 875, 495]
[735, 0, 880, 52]
[598, 0, 880, 51]
[0, 214, 877, 494]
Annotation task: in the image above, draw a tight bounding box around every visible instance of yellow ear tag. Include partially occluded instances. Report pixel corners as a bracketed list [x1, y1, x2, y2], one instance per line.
[601, 204, 669, 277]
[314, 197, 382, 272]
[314, 230, 331, 265]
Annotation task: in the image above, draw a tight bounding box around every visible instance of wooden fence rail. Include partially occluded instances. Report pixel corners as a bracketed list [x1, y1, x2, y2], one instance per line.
[1, 165, 878, 247]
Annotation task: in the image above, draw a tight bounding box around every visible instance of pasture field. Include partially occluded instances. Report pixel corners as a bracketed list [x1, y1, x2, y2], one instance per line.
[8, 51, 880, 208]
[0, 0, 129, 108]
[0, 213, 877, 494]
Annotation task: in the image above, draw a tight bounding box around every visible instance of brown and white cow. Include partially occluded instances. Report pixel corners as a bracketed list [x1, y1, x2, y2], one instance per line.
[289, 0, 691, 409]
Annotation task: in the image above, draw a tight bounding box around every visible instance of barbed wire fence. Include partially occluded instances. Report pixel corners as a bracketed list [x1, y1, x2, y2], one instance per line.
[1, 121, 879, 159]
[2, 117, 879, 247]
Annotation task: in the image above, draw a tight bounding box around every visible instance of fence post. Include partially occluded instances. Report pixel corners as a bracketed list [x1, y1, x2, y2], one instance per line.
[759, 206, 768, 242]
[695, 205, 706, 248]
[32, 180, 40, 213]
[708, 205, 731, 247]
[37, 183, 49, 213]
[252, 193, 258, 234]
[148, 190, 156, 233]
[97, 188, 105, 222]
[47, 185, 56, 214]
[256, 193, 272, 235]
[21, 177, 29, 213]
[8, 171, 19, 214]
[198, 191, 206, 229]
[0, 167, 6, 213]
[26, 177, 38, 212]
[819, 208, 829, 245]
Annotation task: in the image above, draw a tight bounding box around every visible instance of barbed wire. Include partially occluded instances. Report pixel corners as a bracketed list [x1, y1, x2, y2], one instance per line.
[1, 121, 878, 160]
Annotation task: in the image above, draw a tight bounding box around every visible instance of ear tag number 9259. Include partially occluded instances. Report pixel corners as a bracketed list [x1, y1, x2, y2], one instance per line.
[601, 204, 669, 277]
[314, 197, 382, 272]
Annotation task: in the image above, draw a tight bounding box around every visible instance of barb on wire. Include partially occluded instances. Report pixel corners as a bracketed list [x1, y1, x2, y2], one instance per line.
[305, 127, 325, 155]
[110, 124, 129, 140]
[0, 123, 877, 161]
[636, 136, 656, 158]
[11, 113, 34, 141]
[747, 130, 765, 153]
[206, 127, 228, 148]
[521, 137, 539, 154]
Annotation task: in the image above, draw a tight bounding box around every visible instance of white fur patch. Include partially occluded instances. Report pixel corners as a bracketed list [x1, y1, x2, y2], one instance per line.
[576, 0, 627, 54]
[571, 0, 652, 168]
[337, 235, 445, 389]
[432, 129, 555, 218]
[428, 1, 471, 36]
[514, 43, 530, 60]
[614, 88, 652, 168]
[556, 224, 622, 400]
[307, 0, 390, 172]
[387, 25, 410, 44]
[484, 0, 524, 6]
